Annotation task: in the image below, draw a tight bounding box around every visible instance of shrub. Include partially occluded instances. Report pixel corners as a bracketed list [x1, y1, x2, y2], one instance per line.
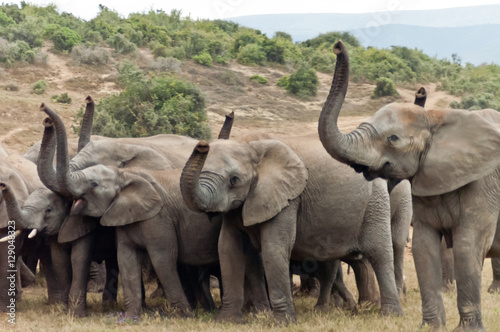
[0, 39, 36, 64]
[146, 57, 181, 73]
[51, 92, 72, 104]
[310, 49, 336, 73]
[373, 77, 398, 98]
[32, 80, 47, 94]
[286, 63, 319, 98]
[74, 63, 211, 140]
[192, 52, 213, 66]
[71, 44, 109, 66]
[109, 34, 136, 55]
[237, 43, 266, 65]
[250, 75, 268, 84]
[276, 76, 289, 87]
[152, 44, 169, 58]
[5, 83, 18, 91]
[51, 27, 81, 52]
[217, 70, 244, 86]
[215, 56, 229, 65]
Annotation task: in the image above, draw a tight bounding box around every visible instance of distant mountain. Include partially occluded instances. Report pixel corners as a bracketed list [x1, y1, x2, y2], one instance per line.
[349, 24, 500, 65]
[228, 5, 500, 65]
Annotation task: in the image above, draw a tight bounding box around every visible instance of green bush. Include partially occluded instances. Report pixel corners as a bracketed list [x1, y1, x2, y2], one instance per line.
[74, 63, 211, 140]
[192, 52, 212, 66]
[109, 33, 136, 55]
[373, 77, 398, 98]
[215, 56, 229, 65]
[32, 80, 47, 94]
[0, 11, 15, 26]
[51, 27, 81, 52]
[237, 43, 266, 65]
[310, 49, 336, 73]
[276, 76, 289, 87]
[250, 75, 268, 84]
[51, 92, 72, 104]
[286, 63, 318, 98]
[152, 44, 169, 58]
[0, 39, 37, 64]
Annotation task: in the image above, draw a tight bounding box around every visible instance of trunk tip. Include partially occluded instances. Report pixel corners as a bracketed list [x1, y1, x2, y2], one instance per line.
[40, 103, 46, 111]
[416, 87, 426, 98]
[0, 182, 6, 191]
[85, 95, 93, 104]
[196, 141, 210, 154]
[226, 111, 234, 120]
[333, 40, 345, 55]
[43, 117, 54, 128]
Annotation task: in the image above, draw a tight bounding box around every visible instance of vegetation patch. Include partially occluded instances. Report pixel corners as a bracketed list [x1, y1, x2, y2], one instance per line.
[250, 75, 268, 85]
[51, 92, 72, 104]
[31, 79, 47, 94]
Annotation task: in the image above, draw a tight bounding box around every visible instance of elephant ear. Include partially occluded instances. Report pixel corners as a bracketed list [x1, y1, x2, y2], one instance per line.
[412, 110, 500, 196]
[58, 215, 99, 243]
[242, 139, 308, 227]
[100, 172, 162, 226]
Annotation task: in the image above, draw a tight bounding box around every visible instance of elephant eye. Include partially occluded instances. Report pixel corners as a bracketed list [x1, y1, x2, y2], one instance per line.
[229, 176, 239, 188]
[91, 181, 99, 188]
[387, 134, 399, 142]
[45, 208, 51, 213]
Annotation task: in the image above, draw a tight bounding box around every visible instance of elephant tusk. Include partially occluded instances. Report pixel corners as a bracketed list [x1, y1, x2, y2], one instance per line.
[0, 229, 22, 242]
[28, 229, 38, 238]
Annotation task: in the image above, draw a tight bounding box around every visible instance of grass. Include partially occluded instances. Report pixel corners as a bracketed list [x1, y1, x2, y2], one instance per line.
[1, 256, 499, 331]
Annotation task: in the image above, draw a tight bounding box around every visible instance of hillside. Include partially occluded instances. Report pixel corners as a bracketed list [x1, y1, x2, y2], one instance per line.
[0, 44, 459, 156]
[229, 5, 500, 65]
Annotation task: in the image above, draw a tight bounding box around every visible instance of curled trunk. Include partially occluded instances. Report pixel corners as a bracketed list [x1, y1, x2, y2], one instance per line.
[0, 183, 29, 229]
[318, 41, 377, 168]
[217, 111, 234, 140]
[37, 117, 59, 193]
[414, 87, 427, 108]
[78, 96, 94, 152]
[180, 141, 212, 212]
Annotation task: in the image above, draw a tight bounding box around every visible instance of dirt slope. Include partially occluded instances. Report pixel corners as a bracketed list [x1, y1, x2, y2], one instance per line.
[0, 45, 459, 155]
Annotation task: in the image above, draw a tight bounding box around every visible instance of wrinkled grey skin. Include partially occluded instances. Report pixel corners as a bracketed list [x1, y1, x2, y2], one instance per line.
[180, 134, 403, 324]
[318, 41, 500, 331]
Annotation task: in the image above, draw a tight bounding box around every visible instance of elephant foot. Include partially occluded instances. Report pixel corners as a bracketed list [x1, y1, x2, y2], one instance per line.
[216, 309, 244, 324]
[70, 307, 88, 318]
[452, 315, 485, 332]
[379, 303, 403, 317]
[273, 312, 297, 325]
[176, 307, 194, 319]
[314, 303, 331, 313]
[422, 324, 447, 332]
[487, 279, 500, 294]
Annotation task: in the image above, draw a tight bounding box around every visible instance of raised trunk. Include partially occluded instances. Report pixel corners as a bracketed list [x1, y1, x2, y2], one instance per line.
[414, 87, 427, 108]
[180, 141, 212, 212]
[318, 41, 377, 168]
[218, 111, 234, 140]
[78, 96, 94, 152]
[41, 104, 80, 198]
[37, 117, 59, 193]
[0, 182, 30, 229]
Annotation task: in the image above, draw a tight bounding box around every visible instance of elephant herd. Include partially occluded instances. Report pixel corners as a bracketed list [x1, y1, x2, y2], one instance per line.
[0, 41, 499, 331]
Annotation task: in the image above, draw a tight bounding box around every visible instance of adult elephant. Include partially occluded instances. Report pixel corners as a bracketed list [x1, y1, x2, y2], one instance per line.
[318, 40, 500, 331]
[180, 129, 404, 323]
[38, 107, 269, 318]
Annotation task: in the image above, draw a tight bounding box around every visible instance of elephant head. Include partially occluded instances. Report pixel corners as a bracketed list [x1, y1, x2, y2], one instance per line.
[318, 41, 500, 196]
[180, 138, 308, 226]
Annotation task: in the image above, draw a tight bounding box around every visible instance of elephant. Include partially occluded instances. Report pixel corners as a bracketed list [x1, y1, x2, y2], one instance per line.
[37, 106, 269, 318]
[317, 40, 500, 331]
[179, 127, 405, 323]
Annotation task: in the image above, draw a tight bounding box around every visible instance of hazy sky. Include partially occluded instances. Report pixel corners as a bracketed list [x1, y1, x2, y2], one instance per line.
[12, 0, 500, 21]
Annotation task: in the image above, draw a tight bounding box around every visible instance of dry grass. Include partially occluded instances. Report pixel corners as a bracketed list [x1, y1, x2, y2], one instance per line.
[1, 255, 499, 332]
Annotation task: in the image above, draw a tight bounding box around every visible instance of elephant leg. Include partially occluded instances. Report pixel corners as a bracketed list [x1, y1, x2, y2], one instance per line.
[145, 233, 192, 317]
[453, 226, 491, 332]
[198, 266, 216, 311]
[39, 239, 71, 306]
[19, 258, 36, 288]
[391, 207, 411, 297]
[487, 257, 500, 293]
[348, 258, 380, 305]
[68, 233, 94, 317]
[331, 263, 357, 310]
[116, 228, 144, 318]
[217, 215, 247, 323]
[441, 238, 455, 292]
[298, 275, 320, 297]
[102, 256, 119, 309]
[314, 260, 339, 310]
[260, 199, 298, 324]
[412, 220, 446, 329]
[243, 244, 270, 313]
